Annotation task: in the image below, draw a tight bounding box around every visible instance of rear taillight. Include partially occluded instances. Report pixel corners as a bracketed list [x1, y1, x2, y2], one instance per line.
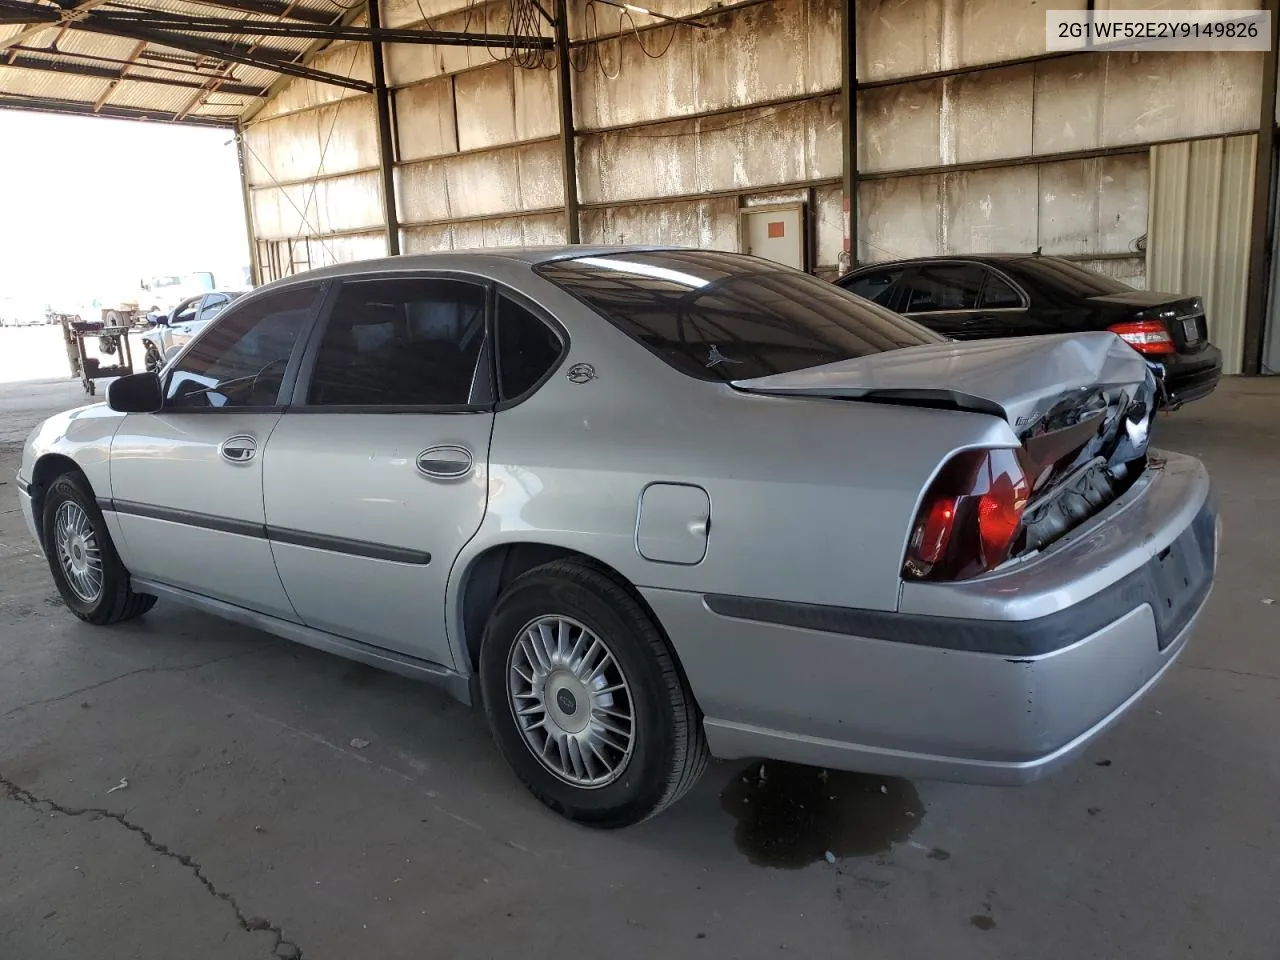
[1108, 319, 1175, 356]
[904, 449, 1031, 581]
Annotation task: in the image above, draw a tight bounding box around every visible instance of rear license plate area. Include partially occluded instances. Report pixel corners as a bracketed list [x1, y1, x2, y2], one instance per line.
[1181, 317, 1201, 344]
[1150, 535, 1210, 650]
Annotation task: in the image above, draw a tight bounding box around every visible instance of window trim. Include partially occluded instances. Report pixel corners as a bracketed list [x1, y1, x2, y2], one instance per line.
[492, 283, 569, 412]
[286, 271, 496, 415]
[158, 279, 330, 416]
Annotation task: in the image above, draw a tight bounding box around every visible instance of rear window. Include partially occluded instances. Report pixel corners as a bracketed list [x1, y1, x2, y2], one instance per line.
[1017, 257, 1131, 296]
[535, 251, 945, 382]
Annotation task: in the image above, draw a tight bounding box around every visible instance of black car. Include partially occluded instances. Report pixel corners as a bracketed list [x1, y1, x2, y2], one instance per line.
[836, 255, 1223, 408]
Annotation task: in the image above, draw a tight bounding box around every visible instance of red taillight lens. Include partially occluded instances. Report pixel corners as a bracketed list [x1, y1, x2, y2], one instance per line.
[904, 449, 1030, 581]
[916, 496, 957, 564]
[1108, 319, 1175, 356]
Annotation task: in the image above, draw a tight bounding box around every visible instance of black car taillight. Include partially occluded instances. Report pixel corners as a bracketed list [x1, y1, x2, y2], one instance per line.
[903, 449, 1031, 581]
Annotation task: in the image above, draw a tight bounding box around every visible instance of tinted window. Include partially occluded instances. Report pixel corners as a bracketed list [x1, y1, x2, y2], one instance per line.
[497, 295, 563, 400]
[902, 264, 985, 312]
[536, 251, 944, 383]
[845, 268, 902, 306]
[166, 285, 317, 408]
[1019, 257, 1131, 296]
[979, 272, 1023, 309]
[306, 277, 486, 407]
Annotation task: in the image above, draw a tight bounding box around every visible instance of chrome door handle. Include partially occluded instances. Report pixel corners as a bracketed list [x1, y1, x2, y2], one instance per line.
[416, 445, 473, 480]
[219, 435, 257, 464]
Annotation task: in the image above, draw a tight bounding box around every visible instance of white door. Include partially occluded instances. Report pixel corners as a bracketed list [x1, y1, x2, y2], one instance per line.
[108, 283, 325, 619]
[262, 275, 494, 667]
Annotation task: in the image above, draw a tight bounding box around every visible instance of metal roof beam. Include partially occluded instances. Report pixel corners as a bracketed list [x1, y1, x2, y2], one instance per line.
[0, 51, 266, 94]
[171, 0, 340, 26]
[0, 0, 108, 53]
[89, 10, 555, 48]
[58, 16, 374, 90]
[0, 91, 237, 124]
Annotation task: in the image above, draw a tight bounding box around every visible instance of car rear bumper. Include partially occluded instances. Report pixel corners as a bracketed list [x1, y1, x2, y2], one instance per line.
[644, 450, 1217, 785]
[1163, 344, 1222, 407]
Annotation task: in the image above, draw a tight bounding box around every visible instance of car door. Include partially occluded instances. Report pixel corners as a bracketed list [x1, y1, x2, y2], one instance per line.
[260, 275, 495, 667]
[168, 295, 217, 350]
[897, 262, 989, 338]
[108, 282, 325, 620]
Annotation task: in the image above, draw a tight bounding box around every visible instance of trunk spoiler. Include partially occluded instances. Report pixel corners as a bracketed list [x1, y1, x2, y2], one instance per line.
[731, 332, 1156, 440]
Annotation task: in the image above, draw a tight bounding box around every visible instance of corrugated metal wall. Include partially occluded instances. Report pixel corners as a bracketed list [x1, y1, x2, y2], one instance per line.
[239, 0, 1270, 361]
[1148, 135, 1257, 375]
[242, 28, 388, 280]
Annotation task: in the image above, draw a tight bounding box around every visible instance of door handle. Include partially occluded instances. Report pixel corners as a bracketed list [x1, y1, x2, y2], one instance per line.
[416, 445, 473, 480]
[219, 435, 257, 464]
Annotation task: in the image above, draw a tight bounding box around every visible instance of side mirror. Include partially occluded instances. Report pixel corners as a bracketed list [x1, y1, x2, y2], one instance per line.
[107, 372, 163, 413]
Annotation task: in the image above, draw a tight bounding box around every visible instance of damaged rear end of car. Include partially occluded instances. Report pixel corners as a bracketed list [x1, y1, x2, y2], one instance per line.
[733, 332, 1163, 583]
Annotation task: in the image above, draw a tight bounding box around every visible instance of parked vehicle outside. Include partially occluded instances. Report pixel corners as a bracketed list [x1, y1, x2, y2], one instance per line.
[16, 248, 1217, 826]
[141, 290, 245, 372]
[836, 255, 1223, 408]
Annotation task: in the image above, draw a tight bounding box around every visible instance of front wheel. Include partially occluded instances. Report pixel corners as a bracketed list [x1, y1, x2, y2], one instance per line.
[479, 559, 708, 827]
[42, 473, 156, 624]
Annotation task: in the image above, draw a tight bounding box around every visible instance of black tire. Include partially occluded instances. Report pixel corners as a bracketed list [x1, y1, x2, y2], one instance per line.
[42, 473, 156, 625]
[479, 559, 709, 827]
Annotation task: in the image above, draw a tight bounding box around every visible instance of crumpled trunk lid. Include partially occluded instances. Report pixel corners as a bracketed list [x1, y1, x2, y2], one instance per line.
[731, 331, 1153, 440]
[734, 332, 1162, 557]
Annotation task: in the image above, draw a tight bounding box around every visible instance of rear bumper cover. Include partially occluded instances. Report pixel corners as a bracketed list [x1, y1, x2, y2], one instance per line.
[1162, 344, 1222, 407]
[645, 451, 1216, 785]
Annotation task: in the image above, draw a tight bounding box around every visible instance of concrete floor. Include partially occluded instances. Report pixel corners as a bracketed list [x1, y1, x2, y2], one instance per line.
[0, 368, 1277, 960]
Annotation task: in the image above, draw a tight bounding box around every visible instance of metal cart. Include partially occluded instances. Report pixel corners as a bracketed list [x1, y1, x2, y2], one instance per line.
[61, 318, 135, 396]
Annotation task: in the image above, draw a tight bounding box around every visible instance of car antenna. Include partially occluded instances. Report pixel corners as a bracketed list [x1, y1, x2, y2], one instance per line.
[1033, 245, 1043, 256]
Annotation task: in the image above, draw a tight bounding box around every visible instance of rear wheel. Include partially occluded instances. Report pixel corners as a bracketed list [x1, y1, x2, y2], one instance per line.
[479, 559, 708, 827]
[42, 473, 155, 625]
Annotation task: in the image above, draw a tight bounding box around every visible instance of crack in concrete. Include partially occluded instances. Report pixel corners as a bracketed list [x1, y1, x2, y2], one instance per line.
[0, 771, 303, 959]
[2, 648, 267, 718]
[1178, 662, 1280, 683]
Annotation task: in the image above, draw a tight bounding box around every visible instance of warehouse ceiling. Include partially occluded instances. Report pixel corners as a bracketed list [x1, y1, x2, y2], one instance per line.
[0, 0, 552, 126]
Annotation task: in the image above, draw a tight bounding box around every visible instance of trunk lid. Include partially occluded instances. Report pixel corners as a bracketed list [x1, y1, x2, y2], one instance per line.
[731, 331, 1155, 441]
[1090, 292, 1208, 354]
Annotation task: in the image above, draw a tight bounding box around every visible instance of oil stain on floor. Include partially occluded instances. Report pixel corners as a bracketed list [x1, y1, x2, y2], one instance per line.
[720, 761, 924, 868]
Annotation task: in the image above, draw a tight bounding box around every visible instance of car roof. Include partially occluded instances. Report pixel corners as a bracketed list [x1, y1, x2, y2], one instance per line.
[266, 245, 689, 286]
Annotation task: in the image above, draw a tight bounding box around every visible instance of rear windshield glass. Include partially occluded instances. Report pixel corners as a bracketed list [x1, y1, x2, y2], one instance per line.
[1018, 257, 1132, 296]
[535, 251, 945, 382]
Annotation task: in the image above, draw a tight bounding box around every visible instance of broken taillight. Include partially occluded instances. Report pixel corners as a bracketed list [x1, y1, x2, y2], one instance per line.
[904, 449, 1031, 580]
[1108, 319, 1175, 356]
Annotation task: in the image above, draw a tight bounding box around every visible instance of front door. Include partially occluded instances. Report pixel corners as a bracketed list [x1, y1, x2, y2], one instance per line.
[108, 283, 325, 620]
[261, 275, 494, 667]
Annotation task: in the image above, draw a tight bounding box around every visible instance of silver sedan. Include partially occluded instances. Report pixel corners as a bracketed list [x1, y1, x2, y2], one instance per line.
[16, 247, 1217, 826]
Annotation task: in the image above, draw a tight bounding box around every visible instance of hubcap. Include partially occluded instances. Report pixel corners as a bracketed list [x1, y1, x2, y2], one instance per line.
[506, 615, 636, 788]
[54, 500, 103, 604]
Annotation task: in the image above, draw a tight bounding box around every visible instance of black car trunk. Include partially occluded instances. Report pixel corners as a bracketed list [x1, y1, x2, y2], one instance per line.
[1088, 292, 1209, 355]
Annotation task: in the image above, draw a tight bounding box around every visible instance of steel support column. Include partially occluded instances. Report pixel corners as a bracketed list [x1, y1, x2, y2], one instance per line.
[235, 126, 262, 287]
[554, 0, 580, 243]
[368, 0, 401, 256]
[1244, 0, 1279, 375]
[839, 0, 857, 272]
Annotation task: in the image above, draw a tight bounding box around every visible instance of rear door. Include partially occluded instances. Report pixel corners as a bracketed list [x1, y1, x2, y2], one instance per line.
[108, 283, 324, 619]
[261, 275, 495, 668]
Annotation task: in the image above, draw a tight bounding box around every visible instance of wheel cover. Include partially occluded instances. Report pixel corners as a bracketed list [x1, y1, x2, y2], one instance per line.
[506, 615, 636, 788]
[54, 500, 103, 604]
